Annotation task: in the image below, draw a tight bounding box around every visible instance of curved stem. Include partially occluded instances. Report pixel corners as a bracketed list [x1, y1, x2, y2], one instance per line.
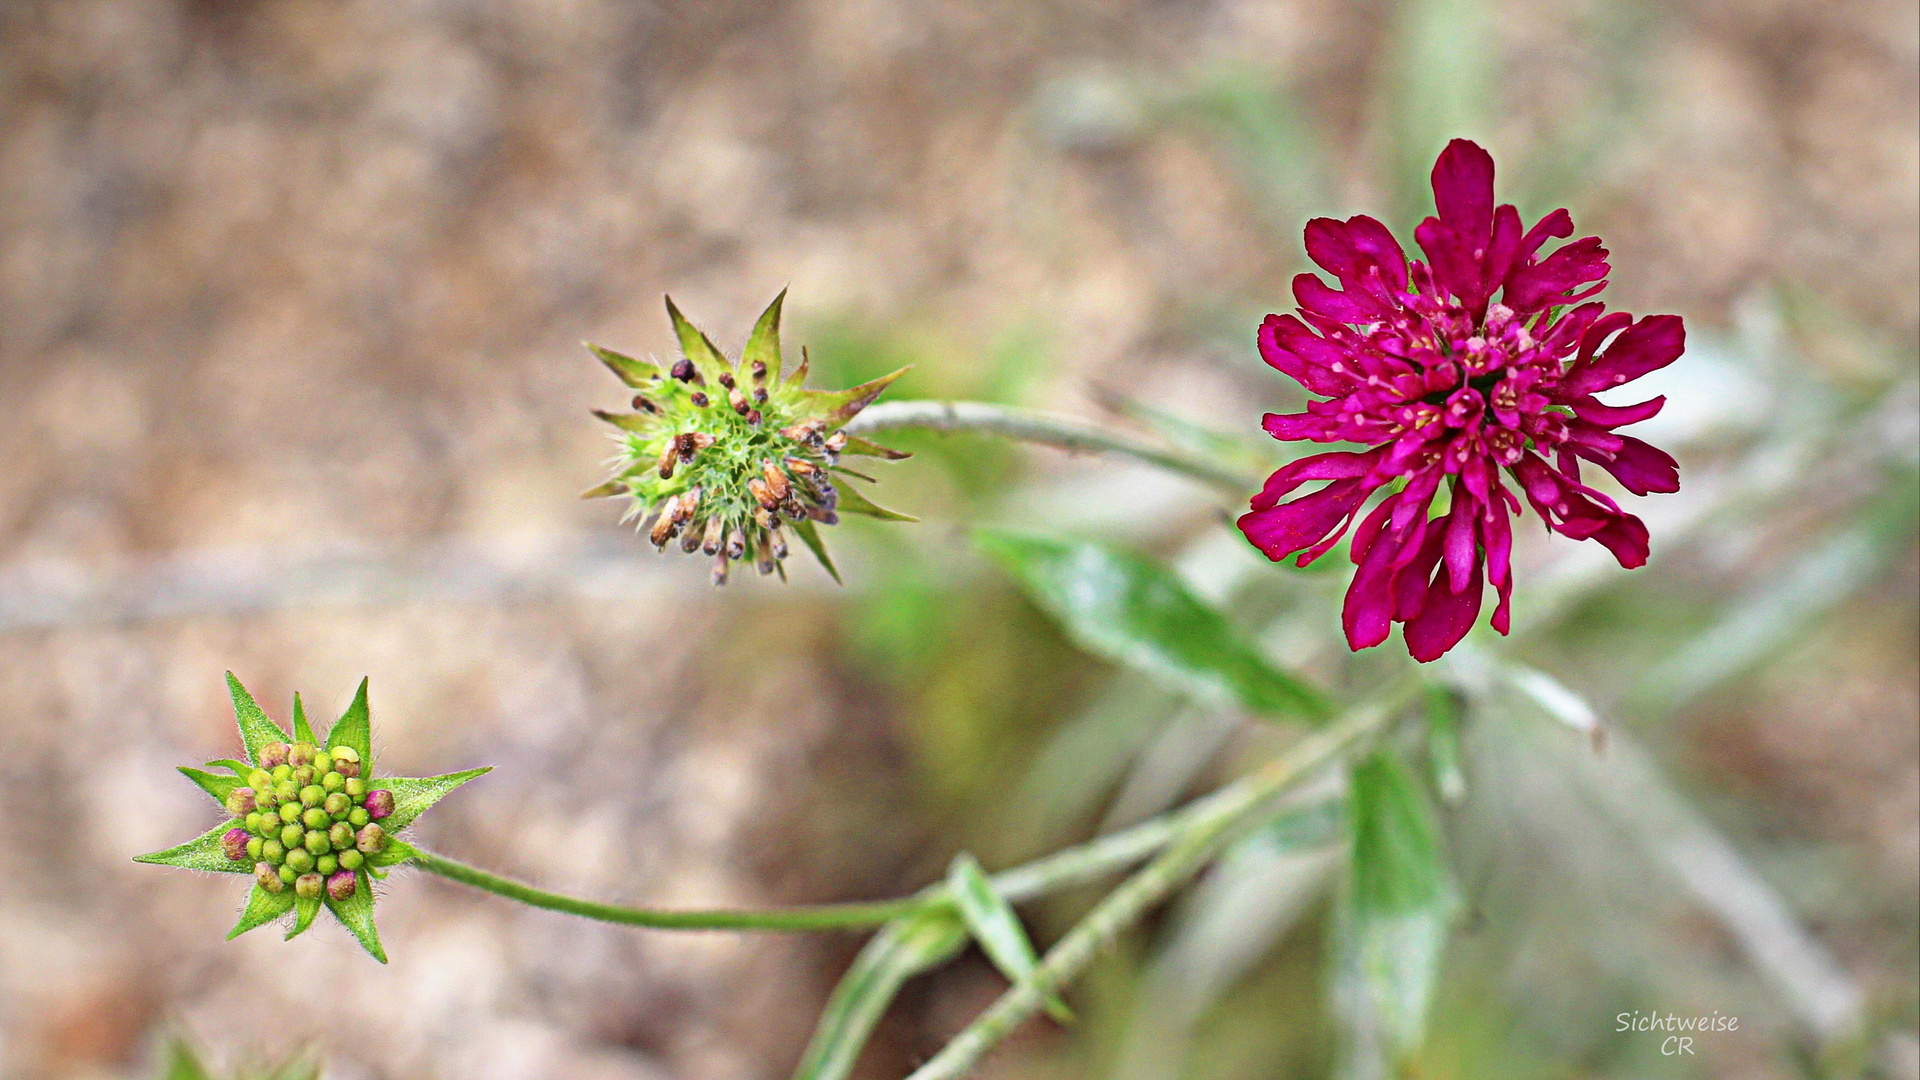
[906, 681, 1420, 1080]
[844, 400, 1259, 495]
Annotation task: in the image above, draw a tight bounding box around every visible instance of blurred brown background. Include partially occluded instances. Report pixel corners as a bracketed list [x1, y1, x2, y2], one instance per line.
[0, 1, 1914, 1078]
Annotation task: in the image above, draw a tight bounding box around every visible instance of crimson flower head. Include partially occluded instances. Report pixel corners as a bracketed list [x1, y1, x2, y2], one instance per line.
[1239, 139, 1683, 662]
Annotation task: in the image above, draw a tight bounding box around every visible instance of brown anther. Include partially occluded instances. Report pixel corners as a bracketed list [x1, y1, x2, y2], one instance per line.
[717, 372, 735, 388]
[761, 461, 791, 502]
[783, 456, 818, 476]
[807, 504, 840, 525]
[745, 408, 762, 426]
[632, 395, 658, 413]
[702, 516, 726, 556]
[750, 360, 767, 382]
[824, 431, 848, 454]
[671, 359, 698, 383]
[690, 391, 709, 408]
[711, 551, 730, 586]
[768, 522, 788, 560]
[752, 506, 776, 529]
[726, 528, 747, 560]
[688, 432, 717, 452]
[656, 442, 678, 480]
[680, 519, 704, 552]
[729, 388, 749, 415]
[675, 488, 700, 521]
[752, 387, 768, 403]
[747, 477, 778, 510]
[649, 496, 681, 548]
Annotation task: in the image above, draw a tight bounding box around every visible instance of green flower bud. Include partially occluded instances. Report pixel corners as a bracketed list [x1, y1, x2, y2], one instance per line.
[224, 787, 256, 816]
[299, 785, 325, 808]
[294, 872, 324, 900]
[322, 771, 346, 793]
[254, 787, 279, 811]
[291, 765, 315, 788]
[355, 823, 387, 854]
[258, 742, 289, 770]
[316, 853, 338, 876]
[279, 823, 303, 849]
[278, 802, 301, 824]
[285, 847, 314, 873]
[222, 828, 252, 862]
[271, 764, 293, 783]
[262, 839, 286, 864]
[255, 816, 280, 839]
[348, 807, 370, 828]
[327, 821, 354, 848]
[275, 779, 299, 802]
[302, 806, 330, 830]
[304, 830, 331, 855]
[344, 777, 366, 798]
[312, 751, 333, 775]
[278, 864, 297, 884]
[326, 869, 358, 901]
[256, 862, 285, 892]
[364, 789, 395, 821]
[288, 742, 316, 767]
[244, 811, 264, 833]
[247, 836, 264, 861]
[329, 745, 361, 764]
[323, 792, 350, 816]
[338, 848, 364, 871]
[247, 769, 273, 790]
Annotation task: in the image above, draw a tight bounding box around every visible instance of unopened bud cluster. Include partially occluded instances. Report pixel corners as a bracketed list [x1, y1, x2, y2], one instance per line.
[219, 740, 391, 903]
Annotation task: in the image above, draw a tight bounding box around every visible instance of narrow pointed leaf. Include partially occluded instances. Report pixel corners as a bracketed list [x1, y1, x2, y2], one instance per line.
[1338, 748, 1454, 1061]
[788, 345, 811, 386]
[177, 766, 243, 806]
[742, 288, 786, 383]
[291, 692, 318, 746]
[791, 519, 841, 584]
[977, 531, 1332, 722]
[376, 766, 491, 832]
[203, 758, 251, 777]
[586, 341, 659, 387]
[135, 820, 250, 874]
[227, 883, 297, 939]
[591, 408, 658, 434]
[833, 484, 918, 522]
[580, 479, 627, 500]
[947, 853, 1073, 1022]
[368, 838, 417, 869]
[226, 672, 288, 765]
[790, 906, 969, 1080]
[840, 434, 911, 460]
[329, 678, 371, 761]
[324, 868, 386, 962]
[795, 366, 909, 429]
[665, 295, 732, 381]
[162, 1039, 214, 1080]
[287, 895, 321, 940]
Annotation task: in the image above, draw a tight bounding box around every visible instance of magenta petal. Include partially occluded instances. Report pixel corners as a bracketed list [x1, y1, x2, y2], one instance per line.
[1592, 435, 1680, 495]
[1503, 236, 1610, 313]
[1430, 138, 1495, 249]
[1563, 314, 1685, 397]
[1249, 449, 1380, 510]
[1238, 478, 1369, 561]
[1568, 394, 1665, 427]
[1592, 511, 1651, 568]
[1293, 273, 1385, 325]
[1345, 214, 1409, 293]
[1442, 490, 1479, 593]
[1482, 497, 1514, 634]
[1304, 217, 1363, 279]
[1392, 528, 1446, 622]
[1517, 208, 1573, 259]
[1344, 529, 1402, 650]
[1404, 557, 1484, 663]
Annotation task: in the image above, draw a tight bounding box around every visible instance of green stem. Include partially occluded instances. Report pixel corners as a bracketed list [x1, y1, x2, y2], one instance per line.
[906, 682, 1420, 1080]
[844, 400, 1259, 495]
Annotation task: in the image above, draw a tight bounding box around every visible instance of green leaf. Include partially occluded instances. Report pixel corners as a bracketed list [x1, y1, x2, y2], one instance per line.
[832, 482, 918, 522]
[162, 1038, 214, 1080]
[376, 766, 491, 832]
[586, 341, 660, 387]
[226, 672, 288, 766]
[135, 820, 250, 874]
[324, 868, 386, 962]
[1424, 686, 1467, 805]
[368, 837, 416, 869]
[328, 678, 371, 762]
[579, 479, 628, 500]
[794, 366, 909, 429]
[790, 906, 969, 1080]
[946, 853, 1072, 1022]
[791, 519, 841, 584]
[290, 692, 319, 746]
[1337, 748, 1454, 1061]
[840, 434, 910, 460]
[227, 883, 296, 939]
[665, 294, 732, 381]
[742, 287, 787, 384]
[177, 766, 243, 807]
[287, 895, 321, 940]
[204, 758, 251, 777]
[977, 531, 1332, 722]
[590, 408, 659, 434]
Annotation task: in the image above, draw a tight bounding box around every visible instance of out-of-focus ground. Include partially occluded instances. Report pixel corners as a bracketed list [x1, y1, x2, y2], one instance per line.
[0, 1, 1913, 1078]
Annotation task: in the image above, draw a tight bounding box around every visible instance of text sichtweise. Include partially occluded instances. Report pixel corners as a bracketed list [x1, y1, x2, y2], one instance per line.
[1618, 1012, 1738, 1055]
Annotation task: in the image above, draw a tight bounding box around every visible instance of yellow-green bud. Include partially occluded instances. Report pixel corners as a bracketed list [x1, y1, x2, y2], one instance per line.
[278, 802, 301, 824]
[288, 742, 315, 767]
[324, 792, 350, 816]
[344, 777, 366, 798]
[271, 764, 292, 782]
[244, 811, 264, 833]
[277, 864, 297, 884]
[304, 830, 330, 855]
[262, 839, 286, 864]
[224, 787, 256, 816]
[279, 823, 303, 849]
[285, 847, 314, 873]
[322, 771, 346, 793]
[255, 817, 279, 839]
[294, 872, 324, 900]
[348, 807, 370, 828]
[337, 848, 364, 871]
[329, 745, 361, 764]
[254, 787, 279, 811]
[299, 785, 324, 808]
[312, 751, 332, 775]
[246, 836, 264, 860]
[247, 769, 274, 789]
[259, 742, 289, 770]
[302, 807, 329, 830]
[275, 780, 298, 802]
[355, 823, 387, 854]
[316, 853, 338, 876]
[291, 766, 315, 788]
[328, 821, 355, 849]
[256, 862, 284, 892]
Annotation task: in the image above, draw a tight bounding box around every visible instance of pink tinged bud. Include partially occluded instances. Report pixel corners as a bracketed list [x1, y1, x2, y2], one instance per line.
[326, 870, 357, 901]
[355, 823, 388, 854]
[256, 862, 285, 893]
[363, 789, 395, 821]
[225, 787, 257, 816]
[258, 742, 289, 769]
[222, 828, 253, 862]
[294, 872, 324, 900]
[288, 742, 316, 767]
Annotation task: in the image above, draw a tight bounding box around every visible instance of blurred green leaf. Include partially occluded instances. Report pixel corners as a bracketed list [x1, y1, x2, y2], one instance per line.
[134, 821, 249, 875]
[1424, 686, 1467, 805]
[161, 1037, 318, 1080]
[791, 519, 842, 584]
[1336, 748, 1455, 1065]
[327, 678, 371, 762]
[976, 531, 1332, 722]
[177, 765, 243, 807]
[946, 853, 1072, 1022]
[225, 672, 288, 766]
[226, 883, 295, 940]
[377, 766, 491, 832]
[790, 906, 970, 1080]
[743, 288, 787, 383]
[324, 868, 386, 963]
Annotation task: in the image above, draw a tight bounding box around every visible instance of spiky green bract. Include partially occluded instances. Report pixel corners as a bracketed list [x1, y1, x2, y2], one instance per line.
[584, 291, 913, 583]
[135, 674, 489, 962]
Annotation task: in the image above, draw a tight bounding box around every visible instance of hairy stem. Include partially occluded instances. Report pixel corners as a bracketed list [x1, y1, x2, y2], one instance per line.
[906, 684, 1420, 1080]
[845, 400, 1259, 495]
